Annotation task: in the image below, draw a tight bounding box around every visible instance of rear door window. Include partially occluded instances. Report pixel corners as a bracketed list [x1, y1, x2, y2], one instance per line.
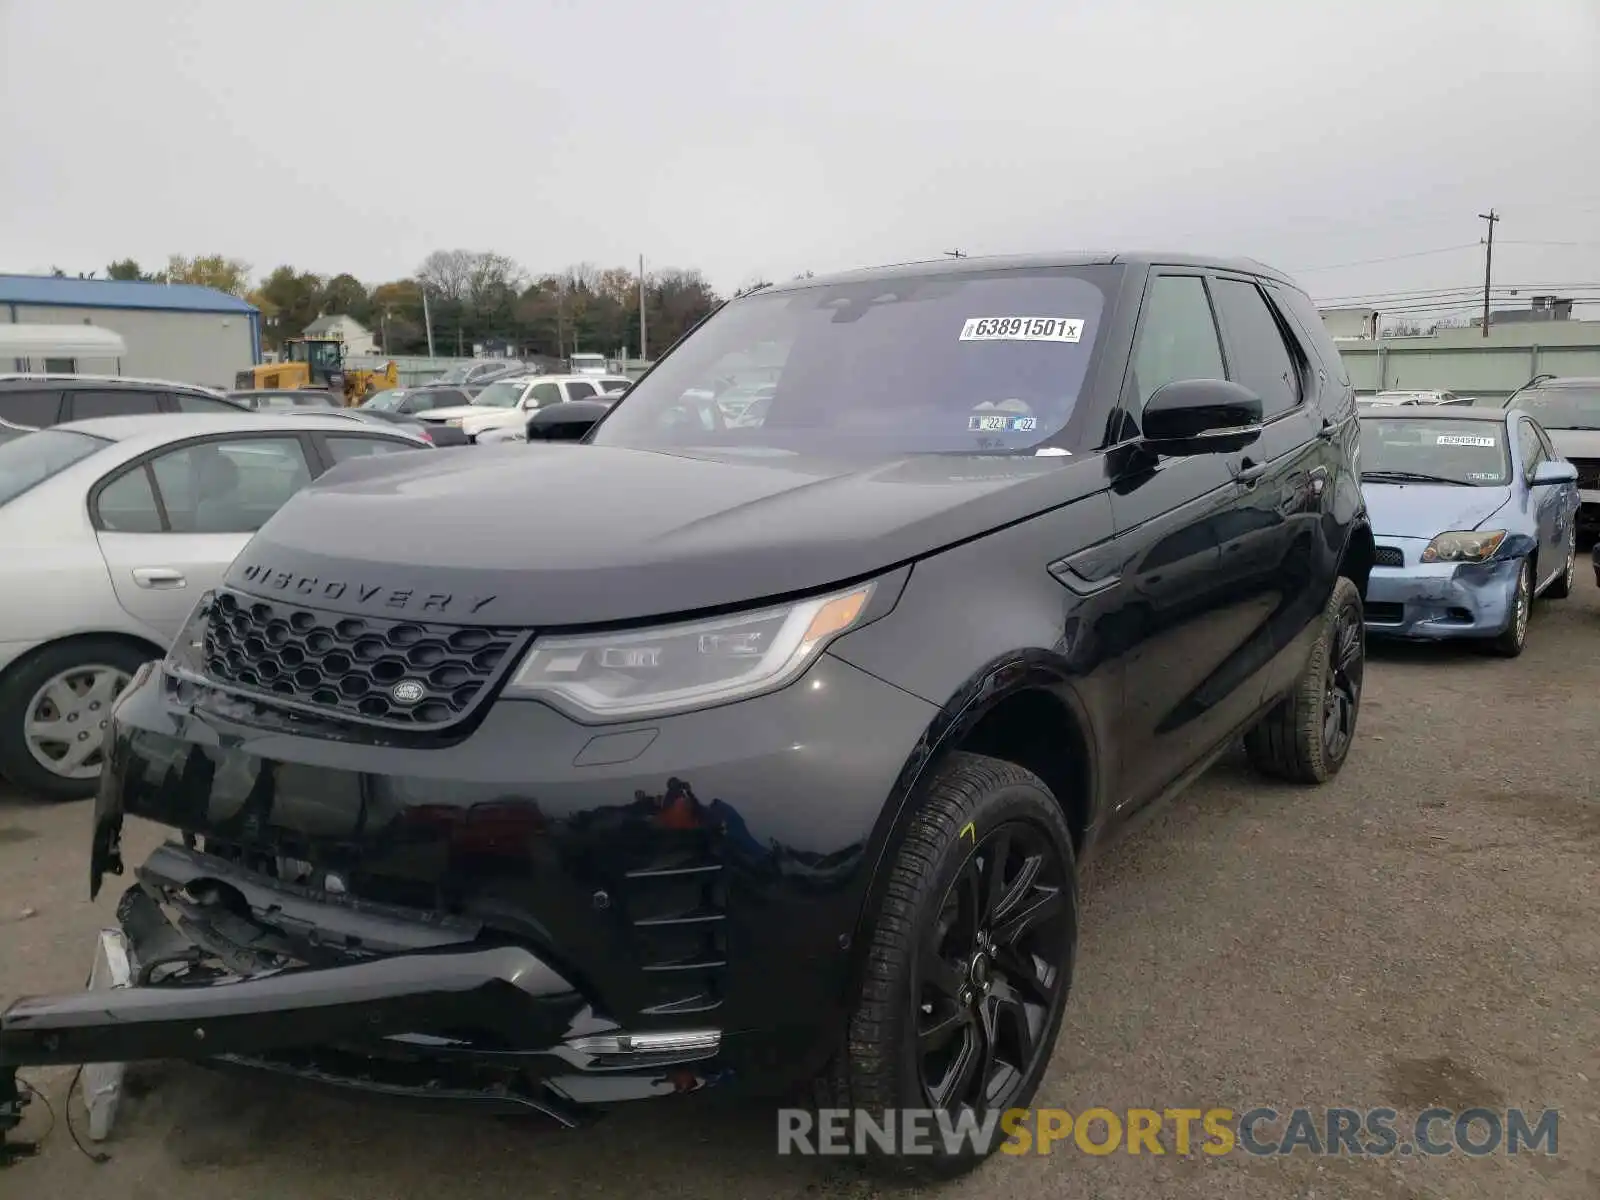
[149, 437, 315, 533]
[565, 381, 598, 401]
[94, 466, 164, 533]
[0, 389, 65, 428]
[529, 383, 563, 408]
[67, 389, 164, 420]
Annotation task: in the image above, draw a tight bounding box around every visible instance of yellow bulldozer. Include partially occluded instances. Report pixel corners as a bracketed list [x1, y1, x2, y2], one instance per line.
[236, 337, 399, 406]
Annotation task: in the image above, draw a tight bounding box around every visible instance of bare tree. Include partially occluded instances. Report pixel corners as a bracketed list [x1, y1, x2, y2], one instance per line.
[416, 249, 475, 301]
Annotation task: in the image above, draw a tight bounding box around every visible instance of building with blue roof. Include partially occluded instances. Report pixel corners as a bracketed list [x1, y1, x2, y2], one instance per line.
[0, 274, 260, 389]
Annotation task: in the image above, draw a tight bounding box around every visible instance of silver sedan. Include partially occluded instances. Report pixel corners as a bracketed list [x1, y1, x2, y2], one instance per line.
[0, 413, 429, 800]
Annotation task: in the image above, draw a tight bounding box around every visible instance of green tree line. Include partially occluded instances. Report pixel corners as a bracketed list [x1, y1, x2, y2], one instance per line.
[88, 252, 725, 360]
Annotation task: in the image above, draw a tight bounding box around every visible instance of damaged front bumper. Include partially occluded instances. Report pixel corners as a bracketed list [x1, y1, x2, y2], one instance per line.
[1364, 547, 1523, 639]
[0, 841, 727, 1157]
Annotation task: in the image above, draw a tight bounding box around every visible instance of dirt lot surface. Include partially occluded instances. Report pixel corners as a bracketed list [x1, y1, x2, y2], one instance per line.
[3, 573, 1598, 1199]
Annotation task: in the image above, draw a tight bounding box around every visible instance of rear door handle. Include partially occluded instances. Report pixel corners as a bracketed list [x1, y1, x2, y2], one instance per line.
[1234, 460, 1268, 487]
[132, 567, 187, 590]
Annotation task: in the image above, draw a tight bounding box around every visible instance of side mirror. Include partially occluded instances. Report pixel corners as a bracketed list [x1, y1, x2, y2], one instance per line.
[1140, 379, 1263, 454]
[1531, 460, 1578, 486]
[525, 399, 609, 443]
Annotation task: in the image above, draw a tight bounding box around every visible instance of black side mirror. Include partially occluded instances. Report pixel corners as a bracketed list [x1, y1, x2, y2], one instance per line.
[525, 398, 610, 442]
[1140, 379, 1262, 455]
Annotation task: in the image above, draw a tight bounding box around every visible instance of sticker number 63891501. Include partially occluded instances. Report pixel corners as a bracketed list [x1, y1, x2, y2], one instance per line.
[960, 317, 1084, 343]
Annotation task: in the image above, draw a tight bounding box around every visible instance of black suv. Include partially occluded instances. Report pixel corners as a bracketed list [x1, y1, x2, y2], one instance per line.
[0, 375, 244, 427]
[0, 254, 1372, 1174]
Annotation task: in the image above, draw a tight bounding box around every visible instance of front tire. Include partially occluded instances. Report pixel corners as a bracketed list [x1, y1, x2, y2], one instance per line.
[1489, 558, 1532, 657]
[819, 752, 1079, 1178]
[1245, 576, 1364, 784]
[0, 639, 149, 802]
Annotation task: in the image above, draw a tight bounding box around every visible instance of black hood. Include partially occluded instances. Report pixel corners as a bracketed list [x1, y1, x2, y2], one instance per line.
[225, 444, 1103, 627]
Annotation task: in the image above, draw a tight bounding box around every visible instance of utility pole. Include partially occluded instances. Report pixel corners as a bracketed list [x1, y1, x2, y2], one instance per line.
[638, 254, 648, 362]
[422, 289, 436, 358]
[1478, 209, 1499, 338]
[944, 249, 966, 259]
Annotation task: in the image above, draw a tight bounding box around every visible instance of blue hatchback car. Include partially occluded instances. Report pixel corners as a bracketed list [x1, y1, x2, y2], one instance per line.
[1360, 405, 1580, 655]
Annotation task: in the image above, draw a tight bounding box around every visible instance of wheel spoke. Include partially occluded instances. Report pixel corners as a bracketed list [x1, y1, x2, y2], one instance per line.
[1337, 623, 1362, 672]
[44, 680, 79, 716]
[918, 1004, 970, 1053]
[993, 886, 1065, 948]
[994, 943, 1054, 1005]
[921, 926, 968, 1000]
[991, 980, 1039, 1065]
[979, 828, 1012, 922]
[927, 1024, 980, 1108]
[994, 853, 1043, 923]
[25, 716, 68, 741]
[56, 730, 102, 772]
[974, 994, 1001, 1100]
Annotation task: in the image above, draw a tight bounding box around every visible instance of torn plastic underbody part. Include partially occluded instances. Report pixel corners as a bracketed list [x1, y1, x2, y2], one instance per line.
[0, 842, 724, 1165]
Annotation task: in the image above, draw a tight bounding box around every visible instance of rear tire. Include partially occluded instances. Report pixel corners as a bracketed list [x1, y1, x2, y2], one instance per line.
[1545, 529, 1575, 600]
[0, 639, 150, 802]
[1489, 558, 1532, 657]
[817, 752, 1079, 1178]
[1245, 576, 1364, 784]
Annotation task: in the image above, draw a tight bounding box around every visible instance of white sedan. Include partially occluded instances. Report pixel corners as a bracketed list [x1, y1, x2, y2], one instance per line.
[0, 413, 430, 801]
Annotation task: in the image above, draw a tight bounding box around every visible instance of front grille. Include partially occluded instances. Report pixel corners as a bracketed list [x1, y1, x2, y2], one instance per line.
[1572, 458, 1600, 490]
[202, 589, 525, 728]
[1365, 601, 1404, 623]
[1374, 545, 1404, 568]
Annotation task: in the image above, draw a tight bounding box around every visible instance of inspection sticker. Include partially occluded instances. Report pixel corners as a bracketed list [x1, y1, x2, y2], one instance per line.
[970, 414, 1039, 433]
[960, 317, 1083, 343]
[1436, 434, 1495, 447]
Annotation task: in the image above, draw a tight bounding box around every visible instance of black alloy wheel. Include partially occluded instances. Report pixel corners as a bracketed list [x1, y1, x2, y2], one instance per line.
[1322, 603, 1363, 763]
[915, 820, 1072, 1112]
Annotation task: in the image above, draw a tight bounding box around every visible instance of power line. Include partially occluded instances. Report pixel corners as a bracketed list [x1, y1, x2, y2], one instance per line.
[1289, 244, 1481, 272]
[1315, 279, 1600, 303]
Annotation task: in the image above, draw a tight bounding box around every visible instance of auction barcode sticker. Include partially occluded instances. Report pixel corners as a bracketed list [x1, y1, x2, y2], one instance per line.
[1436, 434, 1495, 447]
[960, 317, 1083, 343]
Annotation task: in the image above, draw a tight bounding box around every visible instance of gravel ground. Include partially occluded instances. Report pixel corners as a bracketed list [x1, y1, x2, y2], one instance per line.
[2, 571, 1598, 1199]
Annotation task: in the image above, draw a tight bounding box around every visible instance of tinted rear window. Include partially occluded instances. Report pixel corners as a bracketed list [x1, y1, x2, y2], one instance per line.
[594, 266, 1119, 455]
[0, 429, 109, 506]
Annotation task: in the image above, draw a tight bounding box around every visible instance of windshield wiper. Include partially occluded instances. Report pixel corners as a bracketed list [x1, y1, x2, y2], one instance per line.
[1361, 469, 1471, 486]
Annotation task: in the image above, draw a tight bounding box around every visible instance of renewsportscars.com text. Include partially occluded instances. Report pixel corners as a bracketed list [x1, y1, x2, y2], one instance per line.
[778, 1106, 1560, 1157]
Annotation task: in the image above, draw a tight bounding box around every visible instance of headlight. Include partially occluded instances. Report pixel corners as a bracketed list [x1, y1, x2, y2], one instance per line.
[446, 417, 465, 428]
[165, 591, 216, 676]
[504, 582, 877, 719]
[1421, 530, 1506, 563]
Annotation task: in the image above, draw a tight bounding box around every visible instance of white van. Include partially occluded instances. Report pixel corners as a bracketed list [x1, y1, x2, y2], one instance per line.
[0, 323, 127, 374]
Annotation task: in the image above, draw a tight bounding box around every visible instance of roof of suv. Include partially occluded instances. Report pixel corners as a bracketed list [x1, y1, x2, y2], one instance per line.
[1357, 404, 1505, 422]
[759, 251, 1297, 294]
[0, 373, 230, 398]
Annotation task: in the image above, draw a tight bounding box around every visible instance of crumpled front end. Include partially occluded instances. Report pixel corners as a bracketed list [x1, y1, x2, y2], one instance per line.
[1364, 539, 1522, 639]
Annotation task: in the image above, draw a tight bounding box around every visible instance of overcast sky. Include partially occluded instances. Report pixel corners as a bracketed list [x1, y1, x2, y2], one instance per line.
[3, 0, 1597, 314]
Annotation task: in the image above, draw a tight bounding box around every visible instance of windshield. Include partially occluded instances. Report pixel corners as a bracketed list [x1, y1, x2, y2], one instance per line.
[592, 267, 1116, 455]
[361, 390, 405, 411]
[0, 429, 109, 506]
[473, 381, 525, 408]
[1512, 386, 1600, 429]
[1359, 418, 1510, 486]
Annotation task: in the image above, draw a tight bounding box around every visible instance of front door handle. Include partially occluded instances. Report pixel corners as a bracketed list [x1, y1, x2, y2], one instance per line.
[132, 567, 187, 590]
[1234, 459, 1268, 487]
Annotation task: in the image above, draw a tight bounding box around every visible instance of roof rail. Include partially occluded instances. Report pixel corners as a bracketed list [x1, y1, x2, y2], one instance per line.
[1503, 372, 1557, 407]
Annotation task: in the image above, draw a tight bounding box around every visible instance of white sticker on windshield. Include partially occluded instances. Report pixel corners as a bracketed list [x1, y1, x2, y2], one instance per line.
[1436, 434, 1494, 447]
[1468, 472, 1499, 481]
[959, 317, 1083, 343]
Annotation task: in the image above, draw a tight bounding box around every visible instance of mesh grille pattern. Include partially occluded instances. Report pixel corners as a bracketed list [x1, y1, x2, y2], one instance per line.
[1373, 546, 1404, 568]
[202, 589, 522, 727]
